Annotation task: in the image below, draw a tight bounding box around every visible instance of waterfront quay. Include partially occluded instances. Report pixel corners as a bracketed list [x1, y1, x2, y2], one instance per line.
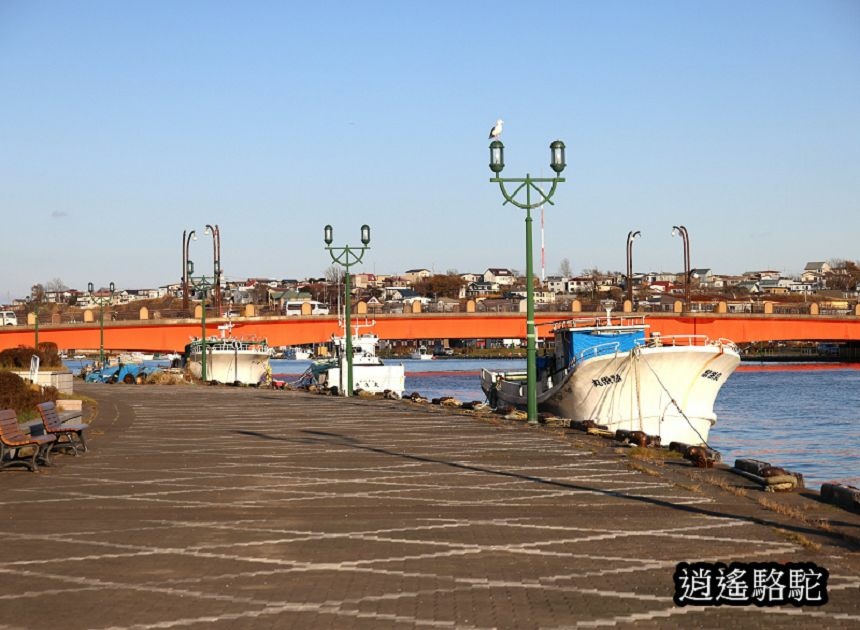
[2, 386, 859, 629]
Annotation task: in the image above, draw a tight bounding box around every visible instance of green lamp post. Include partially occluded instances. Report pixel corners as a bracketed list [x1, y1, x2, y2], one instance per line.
[489, 139, 567, 423]
[186, 258, 215, 382]
[87, 281, 115, 367]
[324, 224, 371, 397]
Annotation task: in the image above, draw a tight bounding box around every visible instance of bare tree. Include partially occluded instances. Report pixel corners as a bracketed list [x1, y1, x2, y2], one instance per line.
[45, 278, 67, 292]
[324, 265, 345, 285]
[558, 258, 572, 277]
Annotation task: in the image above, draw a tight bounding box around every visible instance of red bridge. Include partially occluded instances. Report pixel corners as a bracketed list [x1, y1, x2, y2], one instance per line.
[2, 311, 860, 353]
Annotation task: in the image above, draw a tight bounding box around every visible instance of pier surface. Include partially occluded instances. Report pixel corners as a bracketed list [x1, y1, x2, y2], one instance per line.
[1, 384, 858, 629]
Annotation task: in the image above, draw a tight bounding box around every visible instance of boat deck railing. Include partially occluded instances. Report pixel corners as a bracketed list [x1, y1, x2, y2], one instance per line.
[640, 334, 739, 352]
[550, 315, 648, 333]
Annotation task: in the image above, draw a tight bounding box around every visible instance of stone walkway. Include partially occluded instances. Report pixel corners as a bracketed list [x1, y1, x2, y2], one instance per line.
[0, 384, 858, 629]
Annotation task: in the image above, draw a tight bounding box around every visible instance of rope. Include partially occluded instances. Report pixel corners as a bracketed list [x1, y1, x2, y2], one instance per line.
[638, 351, 711, 448]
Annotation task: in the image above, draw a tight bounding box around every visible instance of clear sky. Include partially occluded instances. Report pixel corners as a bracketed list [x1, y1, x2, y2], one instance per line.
[2, 0, 858, 302]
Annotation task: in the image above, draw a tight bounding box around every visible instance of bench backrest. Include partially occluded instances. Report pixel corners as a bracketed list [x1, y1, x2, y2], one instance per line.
[0, 409, 25, 441]
[36, 402, 62, 431]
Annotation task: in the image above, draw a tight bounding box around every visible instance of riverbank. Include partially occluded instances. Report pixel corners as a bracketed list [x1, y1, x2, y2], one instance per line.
[2, 383, 858, 628]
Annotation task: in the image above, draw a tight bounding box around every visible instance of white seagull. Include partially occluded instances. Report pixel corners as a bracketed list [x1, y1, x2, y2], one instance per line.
[488, 118, 504, 140]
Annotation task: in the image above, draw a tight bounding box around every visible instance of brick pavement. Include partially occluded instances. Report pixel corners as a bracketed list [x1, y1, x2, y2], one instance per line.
[0, 384, 858, 629]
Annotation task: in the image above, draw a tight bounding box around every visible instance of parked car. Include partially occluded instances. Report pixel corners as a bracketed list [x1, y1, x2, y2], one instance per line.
[284, 300, 330, 316]
[0, 311, 18, 326]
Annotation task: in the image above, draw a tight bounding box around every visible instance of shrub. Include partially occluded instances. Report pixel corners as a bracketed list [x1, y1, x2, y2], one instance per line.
[0, 372, 59, 416]
[0, 343, 63, 369]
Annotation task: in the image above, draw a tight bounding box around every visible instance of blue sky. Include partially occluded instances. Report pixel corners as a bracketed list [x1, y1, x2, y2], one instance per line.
[2, 0, 858, 301]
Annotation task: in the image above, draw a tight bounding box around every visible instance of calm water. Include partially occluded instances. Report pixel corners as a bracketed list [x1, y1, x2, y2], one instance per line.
[66, 358, 859, 489]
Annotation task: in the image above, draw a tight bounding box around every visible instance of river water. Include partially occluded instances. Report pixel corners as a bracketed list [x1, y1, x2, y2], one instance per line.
[272, 358, 860, 490]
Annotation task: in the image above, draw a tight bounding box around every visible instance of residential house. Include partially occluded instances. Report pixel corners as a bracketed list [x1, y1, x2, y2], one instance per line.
[802, 262, 831, 283]
[459, 272, 482, 284]
[483, 268, 516, 286]
[466, 282, 499, 298]
[403, 268, 432, 284]
[545, 276, 569, 294]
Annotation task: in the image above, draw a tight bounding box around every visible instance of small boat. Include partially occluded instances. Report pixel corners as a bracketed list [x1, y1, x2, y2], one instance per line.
[481, 314, 740, 446]
[410, 345, 434, 360]
[307, 326, 404, 397]
[119, 352, 155, 363]
[186, 323, 270, 385]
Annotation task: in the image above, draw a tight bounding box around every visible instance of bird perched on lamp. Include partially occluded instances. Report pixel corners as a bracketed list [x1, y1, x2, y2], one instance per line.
[488, 119, 503, 139]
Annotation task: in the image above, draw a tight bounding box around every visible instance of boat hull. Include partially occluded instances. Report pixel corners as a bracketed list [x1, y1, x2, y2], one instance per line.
[318, 359, 405, 396]
[188, 349, 270, 385]
[482, 345, 739, 445]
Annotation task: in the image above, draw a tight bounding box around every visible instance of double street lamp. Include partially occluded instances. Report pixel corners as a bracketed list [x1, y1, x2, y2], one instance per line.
[205, 224, 222, 313]
[87, 281, 115, 367]
[324, 224, 371, 397]
[186, 256, 215, 382]
[182, 229, 197, 311]
[672, 225, 691, 309]
[488, 139, 567, 423]
[626, 230, 641, 306]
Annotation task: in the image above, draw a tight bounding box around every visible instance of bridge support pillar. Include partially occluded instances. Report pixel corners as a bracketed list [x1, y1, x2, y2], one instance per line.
[27, 312, 36, 325]
[571, 299, 581, 313]
[673, 300, 683, 313]
[411, 301, 422, 314]
[244, 304, 256, 317]
[809, 303, 819, 316]
[84, 309, 94, 323]
[356, 301, 367, 315]
[856, 304, 860, 317]
[764, 301, 774, 314]
[622, 299, 632, 313]
[466, 300, 476, 313]
[194, 305, 203, 319]
[717, 301, 727, 314]
[140, 307, 149, 320]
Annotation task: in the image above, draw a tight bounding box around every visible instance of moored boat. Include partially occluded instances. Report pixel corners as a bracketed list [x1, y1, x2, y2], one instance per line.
[481, 314, 740, 445]
[410, 345, 434, 360]
[309, 331, 405, 396]
[186, 323, 270, 385]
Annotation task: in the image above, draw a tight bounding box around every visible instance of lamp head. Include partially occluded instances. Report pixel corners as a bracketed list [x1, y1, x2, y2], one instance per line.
[324, 225, 333, 246]
[550, 140, 566, 173]
[360, 224, 371, 246]
[186, 259, 195, 276]
[109, 282, 115, 293]
[204, 225, 213, 236]
[87, 282, 94, 294]
[628, 230, 641, 242]
[489, 140, 504, 174]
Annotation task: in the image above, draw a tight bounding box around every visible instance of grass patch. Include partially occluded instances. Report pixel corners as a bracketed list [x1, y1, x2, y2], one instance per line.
[627, 461, 663, 477]
[772, 527, 822, 552]
[701, 474, 749, 498]
[628, 446, 682, 463]
[674, 482, 703, 493]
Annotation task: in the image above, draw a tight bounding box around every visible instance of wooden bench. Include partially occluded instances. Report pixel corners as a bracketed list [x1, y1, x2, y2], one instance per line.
[0, 409, 56, 472]
[36, 402, 89, 455]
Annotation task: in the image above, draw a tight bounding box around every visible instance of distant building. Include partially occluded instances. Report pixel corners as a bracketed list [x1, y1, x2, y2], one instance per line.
[483, 268, 516, 286]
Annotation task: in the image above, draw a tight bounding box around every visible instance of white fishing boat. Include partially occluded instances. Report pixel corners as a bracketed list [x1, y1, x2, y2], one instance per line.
[186, 322, 270, 385]
[481, 313, 740, 446]
[410, 345, 434, 360]
[310, 325, 404, 397]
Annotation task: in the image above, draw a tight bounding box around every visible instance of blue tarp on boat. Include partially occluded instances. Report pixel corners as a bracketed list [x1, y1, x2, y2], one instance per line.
[565, 329, 645, 363]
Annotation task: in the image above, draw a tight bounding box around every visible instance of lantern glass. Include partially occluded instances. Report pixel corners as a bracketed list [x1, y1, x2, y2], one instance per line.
[324, 224, 333, 245]
[489, 140, 504, 173]
[109, 282, 115, 293]
[187, 259, 195, 276]
[550, 140, 566, 173]
[361, 224, 371, 245]
[87, 282, 94, 294]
